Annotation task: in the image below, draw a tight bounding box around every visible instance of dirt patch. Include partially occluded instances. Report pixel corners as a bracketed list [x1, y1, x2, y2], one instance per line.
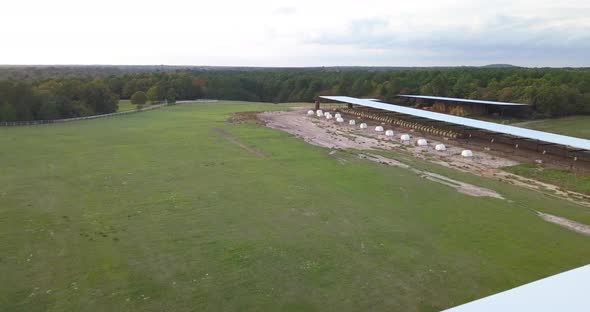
[261, 110, 381, 150]
[361, 154, 504, 199]
[421, 171, 504, 199]
[536, 211, 590, 236]
[212, 128, 267, 158]
[259, 108, 590, 206]
[229, 111, 266, 125]
[260, 108, 516, 168]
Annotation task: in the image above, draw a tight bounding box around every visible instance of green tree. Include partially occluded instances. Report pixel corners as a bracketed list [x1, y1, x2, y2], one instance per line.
[2, 67, 590, 119]
[81, 81, 119, 114]
[130, 91, 147, 106]
[166, 88, 177, 104]
[147, 83, 167, 103]
[146, 86, 160, 103]
[0, 103, 17, 121]
[38, 101, 60, 120]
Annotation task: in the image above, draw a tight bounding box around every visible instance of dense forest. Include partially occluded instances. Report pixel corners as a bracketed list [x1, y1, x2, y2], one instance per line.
[1, 66, 590, 121]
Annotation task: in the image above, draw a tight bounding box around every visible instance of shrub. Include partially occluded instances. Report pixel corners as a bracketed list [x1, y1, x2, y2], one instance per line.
[130, 91, 147, 106]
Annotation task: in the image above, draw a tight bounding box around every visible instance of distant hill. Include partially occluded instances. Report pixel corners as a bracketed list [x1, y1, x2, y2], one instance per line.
[480, 64, 519, 68]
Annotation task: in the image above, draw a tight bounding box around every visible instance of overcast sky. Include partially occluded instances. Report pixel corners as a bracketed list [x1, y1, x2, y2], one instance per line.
[2, 0, 589, 67]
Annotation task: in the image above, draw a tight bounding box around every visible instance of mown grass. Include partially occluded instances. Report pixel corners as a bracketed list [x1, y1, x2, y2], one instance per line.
[370, 149, 590, 225]
[117, 100, 136, 112]
[505, 114, 590, 197]
[504, 163, 590, 195]
[517, 115, 590, 139]
[1, 101, 590, 312]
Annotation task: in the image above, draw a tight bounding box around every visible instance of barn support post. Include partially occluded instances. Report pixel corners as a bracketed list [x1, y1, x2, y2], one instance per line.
[537, 142, 554, 154]
[315, 99, 320, 111]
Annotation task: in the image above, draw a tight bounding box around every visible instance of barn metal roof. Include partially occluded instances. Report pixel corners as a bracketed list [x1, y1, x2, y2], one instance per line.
[319, 96, 590, 150]
[443, 265, 590, 312]
[398, 95, 530, 106]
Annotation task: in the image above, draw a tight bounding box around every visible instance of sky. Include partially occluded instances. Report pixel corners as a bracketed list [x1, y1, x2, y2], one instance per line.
[2, 0, 589, 67]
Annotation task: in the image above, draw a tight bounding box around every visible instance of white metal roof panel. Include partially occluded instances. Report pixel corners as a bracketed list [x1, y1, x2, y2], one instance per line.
[443, 265, 590, 312]
[398, 94, 529, 106]
[319, 96, 590, 150]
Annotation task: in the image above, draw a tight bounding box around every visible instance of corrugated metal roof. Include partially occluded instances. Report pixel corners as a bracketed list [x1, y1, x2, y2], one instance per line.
[319, 96, 590, 150]
[443, 265, 590, 312]
[398, 95, 529, 106]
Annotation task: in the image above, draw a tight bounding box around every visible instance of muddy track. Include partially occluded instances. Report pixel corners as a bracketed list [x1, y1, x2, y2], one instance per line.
[361, 153, 504, 199]
[537, 212, 590, 236]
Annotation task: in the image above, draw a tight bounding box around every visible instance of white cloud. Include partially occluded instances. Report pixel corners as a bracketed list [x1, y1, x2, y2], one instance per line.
[1, 0, 589, 66]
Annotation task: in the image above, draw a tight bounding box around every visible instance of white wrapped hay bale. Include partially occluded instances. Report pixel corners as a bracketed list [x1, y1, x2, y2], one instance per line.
[335, 113, 342, 119]
[417, 139, 428, 146]
[435, 144, 446, 151]
[316, 110, 323, 117]
[385, 130, 394, 137]
[375, 126, 384, 132]
[336, 117, 344, 122]
[461, 150, 474, 157]
[307, 110, 315, 116]
[400, 134, 411, 142]
[349, 120, 356, 125]
[359, 123, 368, 129]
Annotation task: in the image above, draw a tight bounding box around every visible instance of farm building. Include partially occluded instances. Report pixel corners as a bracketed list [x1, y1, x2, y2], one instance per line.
[397, 95, 531, 117]
[444, 264, 590, 312]
[316, 96, 590, 164]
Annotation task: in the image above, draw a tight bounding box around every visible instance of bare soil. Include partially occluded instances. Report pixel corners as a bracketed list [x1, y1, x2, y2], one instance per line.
[361, 154, 504, 199]
[259, 107, 590, 207]
[537, 212, 590, 236]
[228, 111, 266, 125]
[261, 109, 503, 199]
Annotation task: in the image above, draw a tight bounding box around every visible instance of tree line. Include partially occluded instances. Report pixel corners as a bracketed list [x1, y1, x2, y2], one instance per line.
[1, 67, 590, 121]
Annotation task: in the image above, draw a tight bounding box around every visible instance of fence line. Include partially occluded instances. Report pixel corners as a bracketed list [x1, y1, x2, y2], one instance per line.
[0, 100, 222, 127]
[0, 103, 172, 127]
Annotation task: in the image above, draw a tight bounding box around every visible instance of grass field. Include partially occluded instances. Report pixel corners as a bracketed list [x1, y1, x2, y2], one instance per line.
[504, 163, 590, 195]
[516, 115, 590, 139]
[117, 100, 136, 112]
[507, 115, 590, 192]
[1, 101, 590, 311]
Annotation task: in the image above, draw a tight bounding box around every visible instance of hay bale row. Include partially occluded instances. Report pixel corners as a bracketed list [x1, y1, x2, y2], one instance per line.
[339, 108, 461, 139]
[435, 144, 447, 151]
[313, 109, 467, 155]
[461, 150, 474, 157]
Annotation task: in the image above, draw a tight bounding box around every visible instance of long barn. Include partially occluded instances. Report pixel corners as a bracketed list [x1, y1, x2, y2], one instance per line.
[318, 96, 590, 162]
[397, 94, 530, 117]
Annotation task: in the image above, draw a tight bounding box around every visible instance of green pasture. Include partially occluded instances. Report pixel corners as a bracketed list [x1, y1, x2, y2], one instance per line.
[117, 100, 136, 112]
[516, 115, 590, 139]
[1, 101, 589, 311]
[506, 115, 590, 193]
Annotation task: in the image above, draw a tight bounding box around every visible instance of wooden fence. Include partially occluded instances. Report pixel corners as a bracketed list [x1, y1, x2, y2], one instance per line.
[0, 100, 223, 127]
[0, 103, 170, 127]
